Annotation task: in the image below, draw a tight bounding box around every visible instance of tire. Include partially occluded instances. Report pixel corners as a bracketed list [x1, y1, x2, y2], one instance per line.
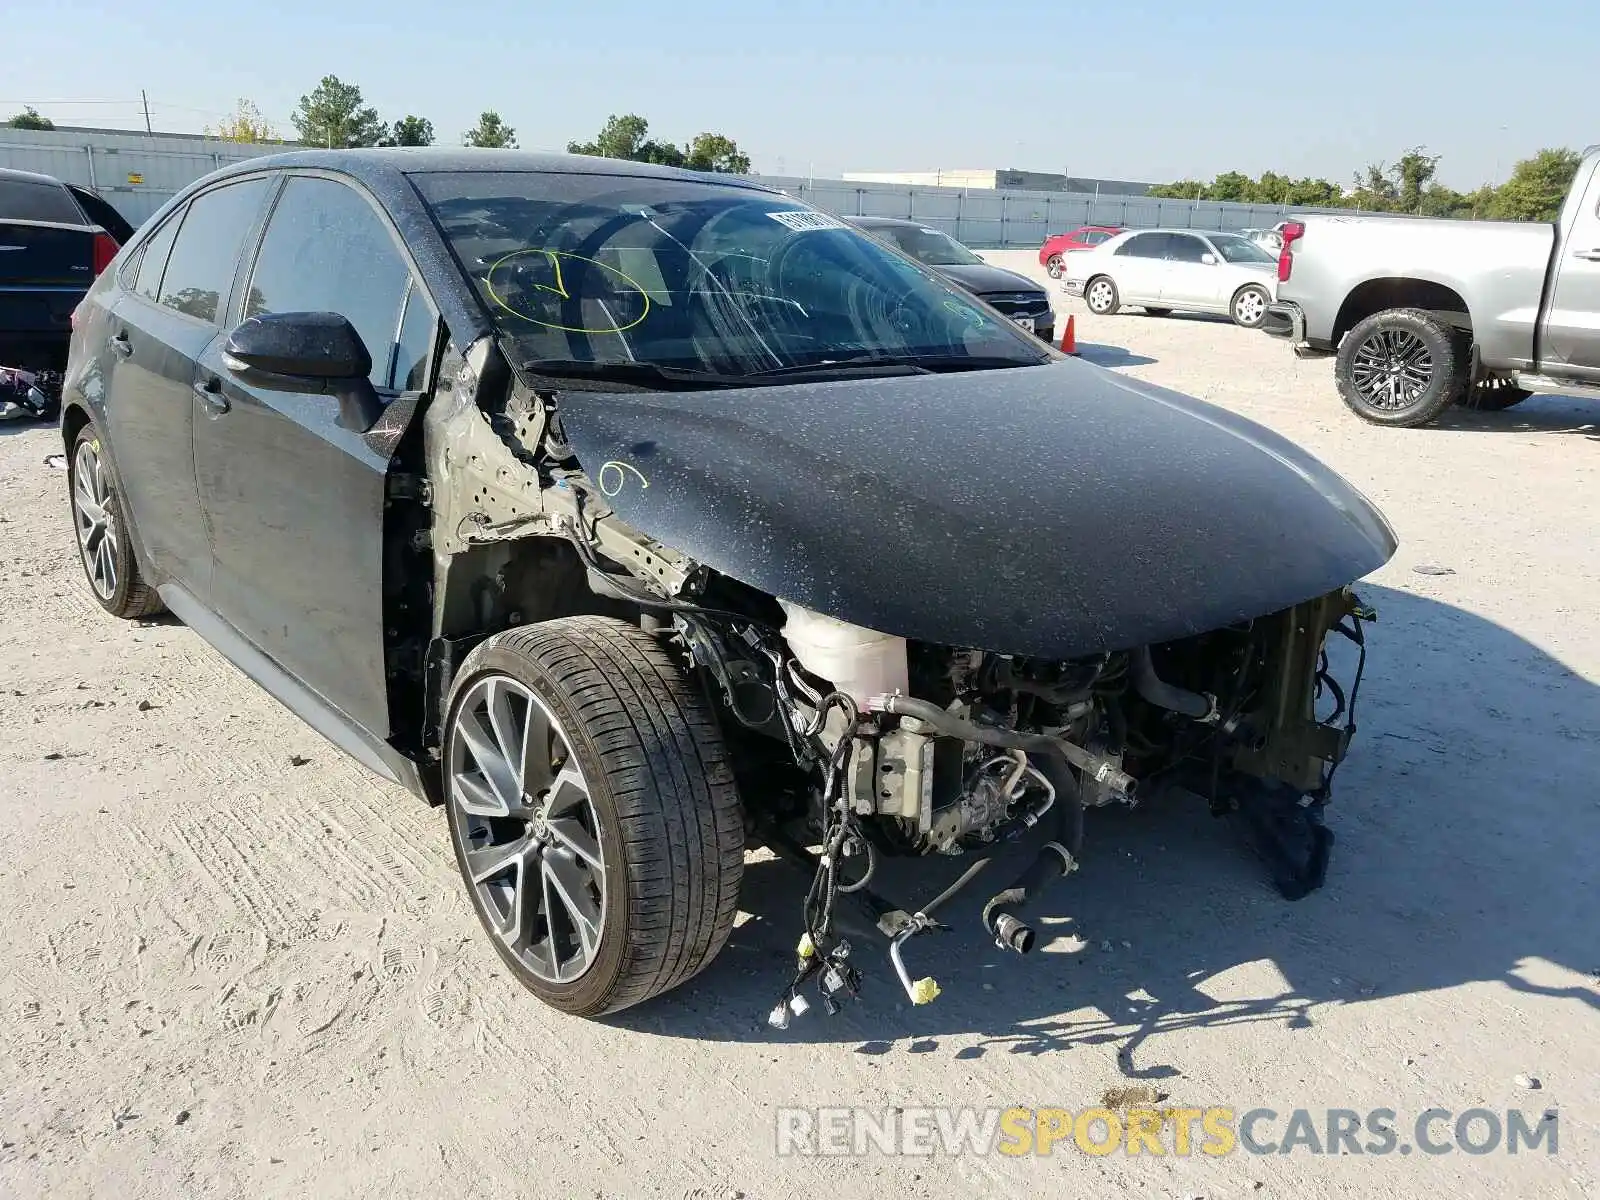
[1045, 254, 1065, 279]
[1457, 377, 1532, 412]
[1230, 284, 1270, 328]
[68, 423, 165, 619]
[1334, 308, 1465, 428]
[1084, 275, 1120, 315]
[1144, 307, 1173, 318]
[443, 615, 745, 1017]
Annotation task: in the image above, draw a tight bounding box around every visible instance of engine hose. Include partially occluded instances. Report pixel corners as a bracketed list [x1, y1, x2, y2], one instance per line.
[1130, 646, 1216, 722]
[980, 759, 1085, 954]
[868, 694, 1137, 799]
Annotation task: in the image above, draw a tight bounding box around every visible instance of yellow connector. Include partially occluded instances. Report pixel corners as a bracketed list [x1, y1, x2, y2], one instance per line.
[910, 977, 941, 1005]
[797, 932, 816, 959]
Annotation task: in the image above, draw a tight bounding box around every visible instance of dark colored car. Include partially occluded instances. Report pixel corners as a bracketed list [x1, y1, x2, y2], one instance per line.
[62, 150, 1395, 1021]
[1039, 225, 1121, 278]
[846, 215, 1055, 343]
[1, 168, 133, 409]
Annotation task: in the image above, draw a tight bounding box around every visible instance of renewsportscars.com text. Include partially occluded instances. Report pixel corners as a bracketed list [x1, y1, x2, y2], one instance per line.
[775, 1106, 1560, 1158]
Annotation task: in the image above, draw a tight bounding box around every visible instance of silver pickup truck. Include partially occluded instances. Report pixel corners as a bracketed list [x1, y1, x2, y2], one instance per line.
[1262, 145, 1600, 427]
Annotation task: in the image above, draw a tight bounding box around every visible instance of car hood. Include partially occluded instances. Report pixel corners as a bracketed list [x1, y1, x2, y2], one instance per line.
[934, 261, 1047, 298]
[556, 360, 1397, 658]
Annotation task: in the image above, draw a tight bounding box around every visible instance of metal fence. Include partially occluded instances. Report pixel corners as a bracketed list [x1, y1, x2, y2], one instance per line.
[1, 128, 1341, 246]
[755, 176, 1347, 247]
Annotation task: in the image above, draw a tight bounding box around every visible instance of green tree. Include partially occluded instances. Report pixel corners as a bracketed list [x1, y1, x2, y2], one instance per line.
[463, 111, 517, 148]
[568, 113, 652, 160]
[1148, 179, 1207, 199]
[6, 106, 54, 130]
[568, 114, 745, 170]
[1488, 148, 1582, 222]
[1205, 170, 1253, 202]
[1284, 177, 1345, 207]
[206, 98, 276, 143]
[1394, 146, 1441, 213]
[386, 115, 435, 146]
[683, 132, 751, 174]
[291, 75, 385, 148]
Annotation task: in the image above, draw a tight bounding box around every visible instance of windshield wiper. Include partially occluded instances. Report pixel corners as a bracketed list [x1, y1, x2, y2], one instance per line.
[519, 352, 1044, 392]
[519, 359, 740, 391]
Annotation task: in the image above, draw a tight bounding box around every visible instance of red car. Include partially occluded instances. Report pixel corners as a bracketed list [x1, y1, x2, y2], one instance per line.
[1039, 225, 1121, 278]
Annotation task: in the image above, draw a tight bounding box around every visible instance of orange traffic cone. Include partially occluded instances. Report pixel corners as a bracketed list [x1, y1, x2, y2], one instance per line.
[1060, 314, 1078, 356]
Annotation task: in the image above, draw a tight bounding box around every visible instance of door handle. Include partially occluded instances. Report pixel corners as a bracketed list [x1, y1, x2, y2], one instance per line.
[108, 332, 133, 359]
[193, 377, 230, 416]
[1573, 248, 1600, 262]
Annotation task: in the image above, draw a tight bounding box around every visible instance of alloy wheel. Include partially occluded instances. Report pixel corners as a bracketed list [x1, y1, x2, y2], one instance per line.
[447, 675, 607, 984]
[1350, 329, 1434, 411]
[72, 440, 118, 600]
[1087, 280, 1114, 313]
[1234, 288, 1267, 327]
[1046, 255, 1064, 279]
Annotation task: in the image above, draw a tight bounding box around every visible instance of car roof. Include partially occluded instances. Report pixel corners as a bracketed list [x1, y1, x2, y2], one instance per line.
[0, 166, 70, 186]
[204, 148, 782, 194]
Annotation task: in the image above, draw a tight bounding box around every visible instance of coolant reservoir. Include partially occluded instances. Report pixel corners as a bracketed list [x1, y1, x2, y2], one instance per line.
[778, 600, 909, 707]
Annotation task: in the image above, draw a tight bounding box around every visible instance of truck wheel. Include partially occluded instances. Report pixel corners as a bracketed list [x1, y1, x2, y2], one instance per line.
[1457, 378, 1532, 412]
[1084, 276, 1120, 315]
[442, 615, 745, 1017]
[1045, 254, 1065, 279]
[1334, 308, 1465, 428]
[1230, 284, 1271, 328]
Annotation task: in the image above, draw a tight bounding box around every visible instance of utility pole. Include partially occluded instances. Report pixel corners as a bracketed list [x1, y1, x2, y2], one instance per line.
[141, 90, 152, 134]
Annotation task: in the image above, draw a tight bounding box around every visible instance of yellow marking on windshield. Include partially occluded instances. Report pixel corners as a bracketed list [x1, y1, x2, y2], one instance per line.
[485, 249, 652, 335]
[598, 460, 650, 497]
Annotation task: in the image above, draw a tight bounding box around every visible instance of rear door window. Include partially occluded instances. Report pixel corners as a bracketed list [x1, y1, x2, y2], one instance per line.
[134, 212, 183, 303]
[245, 176, 412, 388]
[1117, 233, 1170, 258]
[156, 178, 271, 324]
[0, 177, 84, 225]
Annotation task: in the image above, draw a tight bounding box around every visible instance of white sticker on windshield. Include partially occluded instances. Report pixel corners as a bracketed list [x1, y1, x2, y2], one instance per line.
[766, 210, 848, 232]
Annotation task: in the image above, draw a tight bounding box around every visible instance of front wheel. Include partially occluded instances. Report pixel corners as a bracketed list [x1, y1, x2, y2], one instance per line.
[443, 616, 745, 1017]
[1230, 284, 1270, 329]
[1045, 254, 1065, 279]
[1334, 308, 1465, 428]
[1084, 276, 1120, 315]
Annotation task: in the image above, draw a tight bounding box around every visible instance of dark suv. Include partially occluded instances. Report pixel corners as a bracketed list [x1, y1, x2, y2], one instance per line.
[62, 150, 1393, 1021]
[1, 167, 133, 400]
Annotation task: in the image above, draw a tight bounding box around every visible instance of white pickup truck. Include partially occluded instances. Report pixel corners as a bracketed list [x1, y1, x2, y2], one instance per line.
[1261, 145, 1600, 427]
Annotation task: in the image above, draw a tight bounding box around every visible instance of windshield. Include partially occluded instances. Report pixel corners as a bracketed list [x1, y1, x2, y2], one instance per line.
[1208, 235, 1276, 264]
[415, 172, 1046, 380]
[867, 223, 986, 267]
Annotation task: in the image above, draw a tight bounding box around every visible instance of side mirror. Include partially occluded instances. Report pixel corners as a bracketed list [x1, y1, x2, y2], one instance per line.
[223, 312, 384, 432]
[1200, 252, 1218, 266]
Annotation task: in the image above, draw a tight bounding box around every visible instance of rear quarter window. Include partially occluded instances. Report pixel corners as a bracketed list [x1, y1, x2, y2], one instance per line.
[0, 178, 85, 225]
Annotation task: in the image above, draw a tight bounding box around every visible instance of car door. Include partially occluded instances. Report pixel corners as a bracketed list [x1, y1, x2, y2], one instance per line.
[192, 173, 438, 737]
[1542, 172, 1600, 381]
[1157, 233, 1222, 308]
[1110, 232, 1171, 301]
[101, 177, 272, 601]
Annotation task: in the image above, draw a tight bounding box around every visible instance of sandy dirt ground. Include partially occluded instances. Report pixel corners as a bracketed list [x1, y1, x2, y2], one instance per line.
[2, 254, 1597, 1199]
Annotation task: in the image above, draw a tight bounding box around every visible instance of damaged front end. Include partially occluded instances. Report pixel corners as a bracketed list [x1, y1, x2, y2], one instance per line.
[420, 335, 1390, 1022]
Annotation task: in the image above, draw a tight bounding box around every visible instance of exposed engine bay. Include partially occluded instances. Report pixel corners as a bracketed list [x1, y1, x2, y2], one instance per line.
[419, 337, 1378, 1023]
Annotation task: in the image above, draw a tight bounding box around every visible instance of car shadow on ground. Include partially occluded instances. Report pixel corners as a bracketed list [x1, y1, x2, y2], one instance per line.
[1430, 393, 1598, 437]
[614, 584, 1599, 1069]
[1074, 343, 1157, 369]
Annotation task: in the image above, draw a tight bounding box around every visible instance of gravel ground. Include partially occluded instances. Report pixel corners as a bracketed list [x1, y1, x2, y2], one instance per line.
[2, 258, 1597, 1199]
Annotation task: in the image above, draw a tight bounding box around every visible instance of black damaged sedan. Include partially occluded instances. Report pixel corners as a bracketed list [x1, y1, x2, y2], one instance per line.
[61, 150, 1396, 1019]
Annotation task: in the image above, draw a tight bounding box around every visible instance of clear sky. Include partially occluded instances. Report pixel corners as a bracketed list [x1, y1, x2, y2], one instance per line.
[4, 0, 1591, 189]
